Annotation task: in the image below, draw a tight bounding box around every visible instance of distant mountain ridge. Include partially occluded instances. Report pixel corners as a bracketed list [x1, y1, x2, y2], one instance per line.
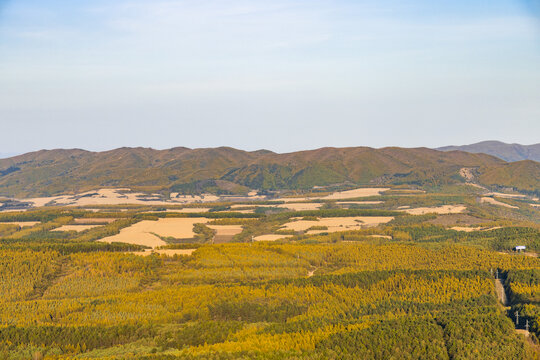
[437, 141, 540, 162]
[0, 146, 538, 198]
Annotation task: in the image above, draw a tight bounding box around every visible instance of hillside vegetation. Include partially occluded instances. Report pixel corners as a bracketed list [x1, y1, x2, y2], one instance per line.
[2, 146, 537, 198]
[479, 160, 540, 195]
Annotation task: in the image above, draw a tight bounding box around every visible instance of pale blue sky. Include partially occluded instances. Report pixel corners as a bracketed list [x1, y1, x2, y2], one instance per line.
[0, 0, 539, 154]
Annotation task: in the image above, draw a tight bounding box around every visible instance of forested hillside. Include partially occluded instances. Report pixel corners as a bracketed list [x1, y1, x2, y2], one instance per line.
[2, 146, 537, 198]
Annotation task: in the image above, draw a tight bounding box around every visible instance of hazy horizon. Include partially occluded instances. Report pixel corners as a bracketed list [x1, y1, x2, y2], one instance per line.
[1, 0, 539, 154]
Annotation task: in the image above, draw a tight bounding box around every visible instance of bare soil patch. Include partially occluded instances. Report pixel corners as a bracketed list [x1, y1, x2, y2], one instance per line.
[280, 203, 322, 211]
[231, 203, 321, 212]
[274, 188, 388, 203]
[23, 189, 226, 208]
[208, 224, 243, 243]
[459, 168, 476, 182]
[403, 205, 466, 215]
[450, 226, 502, 232]
[253, 234, 294, 241]
[207, 225, 243, 235]
[99, 218, 209, 249]
[0, 221, 40, 227]
[282, 216, 394, 233]
[73, 218, 116, 224]
[52, 225, 101, 232]
[481, 197, 518, 209]
[322, 188, 389, 200]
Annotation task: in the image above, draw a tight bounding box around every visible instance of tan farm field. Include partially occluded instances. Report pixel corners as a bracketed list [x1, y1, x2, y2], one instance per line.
[208, 224, 244, 243]
[281, 216, 394, 233]
[403, 205, 466, 215]
[52, 225, 102, 232]
[99, 218, 209, 249]
[337, 201, 384, 205]
[480, 197, 518, 209]
[450, 226, 502, 232]
[73, 218, 116, 224]
[207, 225, 243, 236]
[0, 221, 40, 227]
[279, 203, 322, 211]
[253, 234, 294, 242]
[320, 188, 389, 200]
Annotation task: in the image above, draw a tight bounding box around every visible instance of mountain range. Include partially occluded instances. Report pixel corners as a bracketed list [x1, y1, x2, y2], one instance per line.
[0, 146, 538, 198]
[437, 141, 540, 162]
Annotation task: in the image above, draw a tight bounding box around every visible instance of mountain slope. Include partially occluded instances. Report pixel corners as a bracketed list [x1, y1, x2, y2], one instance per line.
[0, 146, 536, 198]
[478, 160, 540, 194]
[0, 147, 270, 197]
[223, 147, 504, 189]
[437, 141, 540, 162]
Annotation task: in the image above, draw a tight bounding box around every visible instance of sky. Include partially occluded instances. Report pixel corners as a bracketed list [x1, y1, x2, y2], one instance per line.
[0, 0, 539, 155]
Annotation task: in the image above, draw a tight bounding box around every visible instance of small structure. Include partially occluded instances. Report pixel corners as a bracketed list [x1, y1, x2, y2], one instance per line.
[513, 245, 526, 252]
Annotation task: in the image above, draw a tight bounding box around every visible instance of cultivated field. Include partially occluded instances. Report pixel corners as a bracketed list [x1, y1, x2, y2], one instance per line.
[321, 187, 389, 199]
[337, 201, 384, 205]
[450, 226, 502, 232]
[481, 197, 519, 209]
[207, 224, 244, 242]
[253, 234, 294, 241]
[280, 216, 394, 233]
[0, 221, 40, 227]
[403, 205, 467, 215]
[52, 225, 101, 232]
[73, 218, 116, 224]
[99, 218, 209, 248]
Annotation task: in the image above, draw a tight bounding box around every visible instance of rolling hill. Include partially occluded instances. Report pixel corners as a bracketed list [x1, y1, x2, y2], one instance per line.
[478, 160, 540, 194]
[0, 146, 537, 198]
[437, 141, 540, 162]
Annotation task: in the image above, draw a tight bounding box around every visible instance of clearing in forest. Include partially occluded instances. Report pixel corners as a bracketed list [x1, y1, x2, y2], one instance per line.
[98, 218, 209, 248]
[281, 216, 394, 233]
[253, 234, 294, 241]
[481, 197, 519, 209]
[321, 187, 389, 200]
[231, 203, 322, 211]
[0, 221, 40, 227]
[337, 201, 383, 206]
[207, 224, 244, 242]
[403, 205, 466, 215]
[73, 218, 116, 224]
[450, 226, 502, 232]
[52, 225, 101, 232]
